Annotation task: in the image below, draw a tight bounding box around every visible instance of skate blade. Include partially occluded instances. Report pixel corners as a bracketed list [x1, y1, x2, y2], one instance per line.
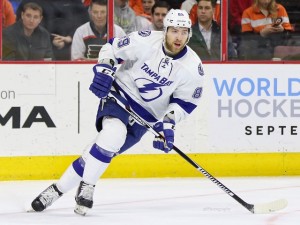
[74, 204, 89, 216]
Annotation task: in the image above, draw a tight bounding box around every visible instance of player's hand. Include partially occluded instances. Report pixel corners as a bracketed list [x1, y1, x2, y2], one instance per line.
[90, 64, 116, 98]
[153, 115, 175, 153]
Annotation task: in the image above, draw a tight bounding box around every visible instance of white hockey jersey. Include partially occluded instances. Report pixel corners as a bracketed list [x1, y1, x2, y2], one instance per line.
[98, 30, 205, 124]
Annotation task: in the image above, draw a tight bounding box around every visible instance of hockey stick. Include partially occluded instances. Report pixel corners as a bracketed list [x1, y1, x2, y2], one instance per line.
[108, 92, 288, 214]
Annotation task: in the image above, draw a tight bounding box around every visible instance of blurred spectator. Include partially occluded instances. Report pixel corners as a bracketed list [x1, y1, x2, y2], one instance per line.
[181, 0, 197, 14]
[114, 0, 137, 34]
[16, 0, 89, 60]
[147, 1, 170, 31]
[71, 0, 126, 60]
[189, 0, 221, 25]
[129, 0, 159, 23]
[135, 15, 152, 31]
[2, 2, 53, 60]
[115, 0, 155, 31]
[140, 0, 156, 21]
[164, 0, 185, 9]
[129, 0, 143, 15]
[239, 0, 292, 60]
[188, 0, 237, 60]
[229, 0, 253, 35]
[2, 0, 16, 28]
[228, 0, 253, 57]
[16, 0, 47, 21]
[277, 1, 300, 54]
[137, 1, 171, 31]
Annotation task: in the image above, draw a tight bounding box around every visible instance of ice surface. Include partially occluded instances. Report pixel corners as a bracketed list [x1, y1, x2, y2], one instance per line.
[0, 177, 299, 225]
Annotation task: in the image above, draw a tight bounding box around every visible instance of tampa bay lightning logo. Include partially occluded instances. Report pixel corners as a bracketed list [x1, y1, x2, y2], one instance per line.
[135, 78, 164, 102]
[138, 30, 151, 37]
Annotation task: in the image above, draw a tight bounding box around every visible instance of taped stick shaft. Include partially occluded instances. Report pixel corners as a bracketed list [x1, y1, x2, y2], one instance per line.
[108, 92, 287, 214]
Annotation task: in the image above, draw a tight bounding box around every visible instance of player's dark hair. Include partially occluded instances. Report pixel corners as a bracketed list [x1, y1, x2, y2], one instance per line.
[151, 1, 171, 15]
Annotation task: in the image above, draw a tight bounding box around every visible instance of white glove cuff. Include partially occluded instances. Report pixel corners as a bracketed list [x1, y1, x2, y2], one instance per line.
[164, 122, 175, 130]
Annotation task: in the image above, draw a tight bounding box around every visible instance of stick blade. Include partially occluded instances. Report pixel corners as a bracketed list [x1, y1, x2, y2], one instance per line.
[23, 199, 34, 212]
[253, 199, 288, 214]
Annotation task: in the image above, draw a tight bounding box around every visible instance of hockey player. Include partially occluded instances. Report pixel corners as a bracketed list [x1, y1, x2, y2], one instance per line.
[29, 9, 205, 216]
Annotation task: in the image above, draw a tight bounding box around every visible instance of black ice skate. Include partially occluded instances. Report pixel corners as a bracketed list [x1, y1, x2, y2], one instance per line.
[30, 183, 63, 212]
[74, 181, 95, 216]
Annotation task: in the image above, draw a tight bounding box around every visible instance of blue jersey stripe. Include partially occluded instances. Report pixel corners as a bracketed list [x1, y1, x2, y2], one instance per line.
[108, 38, 124, 63]
[170, 96, 197, 114]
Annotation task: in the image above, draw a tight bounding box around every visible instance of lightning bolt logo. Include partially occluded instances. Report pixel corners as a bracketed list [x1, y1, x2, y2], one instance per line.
[135, 78, 164, 102]
[138, 83, 164, 93]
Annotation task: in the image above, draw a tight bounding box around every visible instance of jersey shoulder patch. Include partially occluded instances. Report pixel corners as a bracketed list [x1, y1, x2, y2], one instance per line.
[138, 30, 151, 37]
[198, 63, 205, 76]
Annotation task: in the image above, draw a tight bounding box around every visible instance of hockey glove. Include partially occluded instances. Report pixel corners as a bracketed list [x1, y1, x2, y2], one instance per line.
[90, 64, 116, 98]
[153, 114, 175, 153]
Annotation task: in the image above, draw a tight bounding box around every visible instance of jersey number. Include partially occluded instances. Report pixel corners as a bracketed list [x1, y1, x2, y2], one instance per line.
[117, 37, 130, 48]
[193, 87, 202, 99]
